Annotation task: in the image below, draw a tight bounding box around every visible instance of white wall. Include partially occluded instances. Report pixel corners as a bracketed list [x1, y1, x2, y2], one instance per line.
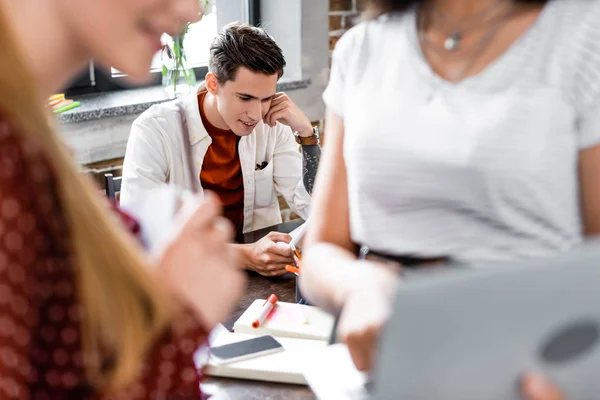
[262, 0, 329, 122]
[62, 115, 138, 165]
[260, 0, 302, 81]
[216, 0, 250, 29]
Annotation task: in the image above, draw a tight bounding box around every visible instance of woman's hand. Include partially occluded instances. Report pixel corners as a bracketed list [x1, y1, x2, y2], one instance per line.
[521, 373, 566, 400]
[157, 192, 246, 330]
[336, 262, 400, 371]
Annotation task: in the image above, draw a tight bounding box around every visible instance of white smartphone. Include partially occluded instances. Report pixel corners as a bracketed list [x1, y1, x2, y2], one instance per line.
[210, 335, 284, 364]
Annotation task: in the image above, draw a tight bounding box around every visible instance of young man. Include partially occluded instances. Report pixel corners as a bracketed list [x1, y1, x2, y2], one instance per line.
[121, 23, 321, 277]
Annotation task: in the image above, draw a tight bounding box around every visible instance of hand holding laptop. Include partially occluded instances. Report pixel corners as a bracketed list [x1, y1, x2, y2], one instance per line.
[521, 373, 566, 400]
[336, 262, 400, 372]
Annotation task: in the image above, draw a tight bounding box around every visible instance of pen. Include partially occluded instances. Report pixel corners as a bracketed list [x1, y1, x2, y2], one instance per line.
[252, 294, 278, 328]
[255, 161, 268, 171]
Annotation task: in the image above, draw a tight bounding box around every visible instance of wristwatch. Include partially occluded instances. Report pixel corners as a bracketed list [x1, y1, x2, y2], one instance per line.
[295, 125, 320, 145]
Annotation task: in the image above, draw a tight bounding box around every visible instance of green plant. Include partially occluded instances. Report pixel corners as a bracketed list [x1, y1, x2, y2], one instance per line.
[161, 24, 195, 93]
[161, 0, 209, 94]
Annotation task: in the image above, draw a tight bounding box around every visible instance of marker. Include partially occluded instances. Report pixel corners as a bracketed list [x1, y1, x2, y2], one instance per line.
[285, 265, 300, 275]
[252, 294, 278, 328]
[53, 101, 81, 114]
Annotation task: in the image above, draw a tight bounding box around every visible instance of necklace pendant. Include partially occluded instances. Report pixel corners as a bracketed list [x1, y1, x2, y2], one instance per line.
[444, 32, 461, 51]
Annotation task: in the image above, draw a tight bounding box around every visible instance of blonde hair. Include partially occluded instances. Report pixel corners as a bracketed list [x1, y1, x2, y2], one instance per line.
[0, 6, 172, 392]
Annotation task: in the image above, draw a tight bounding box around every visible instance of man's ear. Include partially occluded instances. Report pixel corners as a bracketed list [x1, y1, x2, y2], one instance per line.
[205, 72, 220, 95]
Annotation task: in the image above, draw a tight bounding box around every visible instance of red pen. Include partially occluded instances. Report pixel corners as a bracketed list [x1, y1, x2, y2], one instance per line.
[252, 294, 278, 328]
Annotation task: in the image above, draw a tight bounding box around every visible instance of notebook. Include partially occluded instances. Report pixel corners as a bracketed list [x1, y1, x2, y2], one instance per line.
[233, 300, 335, 341]
[202, 324, 328, 385]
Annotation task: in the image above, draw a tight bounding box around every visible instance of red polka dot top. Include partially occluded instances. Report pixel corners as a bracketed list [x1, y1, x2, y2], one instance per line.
[0, 119, 209, 399]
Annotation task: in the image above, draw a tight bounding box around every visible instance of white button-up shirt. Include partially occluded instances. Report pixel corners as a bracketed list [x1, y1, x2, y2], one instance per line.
[120, 92, 311, 233]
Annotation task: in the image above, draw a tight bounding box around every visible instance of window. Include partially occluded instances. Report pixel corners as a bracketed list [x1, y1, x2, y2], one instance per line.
[66, 0, 260, 95]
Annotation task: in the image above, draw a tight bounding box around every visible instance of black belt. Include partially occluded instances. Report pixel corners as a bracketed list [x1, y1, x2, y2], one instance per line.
[359, 246, 450, 268]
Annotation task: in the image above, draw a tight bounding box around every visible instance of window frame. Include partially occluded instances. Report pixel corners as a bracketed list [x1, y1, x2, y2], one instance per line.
[65, 0, 260, 96]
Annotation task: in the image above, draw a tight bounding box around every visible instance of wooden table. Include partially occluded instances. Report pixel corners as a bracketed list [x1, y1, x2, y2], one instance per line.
[202, 220, 316, 400]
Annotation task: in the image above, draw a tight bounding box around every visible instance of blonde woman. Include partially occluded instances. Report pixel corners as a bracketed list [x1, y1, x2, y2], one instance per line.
[0, 0, 245, 398]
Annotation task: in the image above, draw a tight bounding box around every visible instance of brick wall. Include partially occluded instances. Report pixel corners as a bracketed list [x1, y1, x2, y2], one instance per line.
[329, 0, 368, 53]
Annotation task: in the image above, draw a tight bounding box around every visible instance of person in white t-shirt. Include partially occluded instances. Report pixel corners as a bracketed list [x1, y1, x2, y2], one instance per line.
[300, 0, 600, 396]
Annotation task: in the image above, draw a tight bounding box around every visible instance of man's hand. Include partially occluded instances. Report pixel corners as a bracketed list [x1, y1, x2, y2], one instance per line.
[264, 92, 313, 137]
[241, 232, 295, 276]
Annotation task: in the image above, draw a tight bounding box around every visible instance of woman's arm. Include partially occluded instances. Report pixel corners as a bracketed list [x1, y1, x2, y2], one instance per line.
[300, 109, 359, 312]
[579, 144, 600, 236]
[301, 110, 398, 312]
[300, 110, 400, 371]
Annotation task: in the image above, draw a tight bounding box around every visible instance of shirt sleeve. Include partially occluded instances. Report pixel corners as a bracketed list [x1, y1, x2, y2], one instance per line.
[322, 39, 349, 118]
[272, 124, 311, 220]
[120, 117, 171, 206]
[570, 0, 600, 149]
[578, 102, 600, 149]
[322, 24, 364, 119]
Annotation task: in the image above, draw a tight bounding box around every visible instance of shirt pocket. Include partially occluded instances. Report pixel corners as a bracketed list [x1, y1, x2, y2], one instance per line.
[254, 161, 275, 208]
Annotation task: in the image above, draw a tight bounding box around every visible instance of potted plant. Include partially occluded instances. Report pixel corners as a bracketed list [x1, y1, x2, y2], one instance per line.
[161, 0, 212, 98]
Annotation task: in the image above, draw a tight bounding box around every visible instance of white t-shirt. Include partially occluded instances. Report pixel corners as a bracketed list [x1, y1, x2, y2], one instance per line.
[323, 0, 600, 264]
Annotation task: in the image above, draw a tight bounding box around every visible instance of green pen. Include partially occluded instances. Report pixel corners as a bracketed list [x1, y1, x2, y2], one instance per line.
[53, 101, 81, 114]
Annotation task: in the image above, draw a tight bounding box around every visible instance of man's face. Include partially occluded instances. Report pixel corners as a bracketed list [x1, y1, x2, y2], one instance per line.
[213, 67, 279, 136]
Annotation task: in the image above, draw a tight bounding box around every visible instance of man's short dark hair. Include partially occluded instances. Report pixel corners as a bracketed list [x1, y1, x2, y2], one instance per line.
[209, 22, 286, 84]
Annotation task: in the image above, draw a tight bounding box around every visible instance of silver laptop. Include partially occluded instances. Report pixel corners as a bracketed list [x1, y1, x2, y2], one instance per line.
[370, 242, 600, 400]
